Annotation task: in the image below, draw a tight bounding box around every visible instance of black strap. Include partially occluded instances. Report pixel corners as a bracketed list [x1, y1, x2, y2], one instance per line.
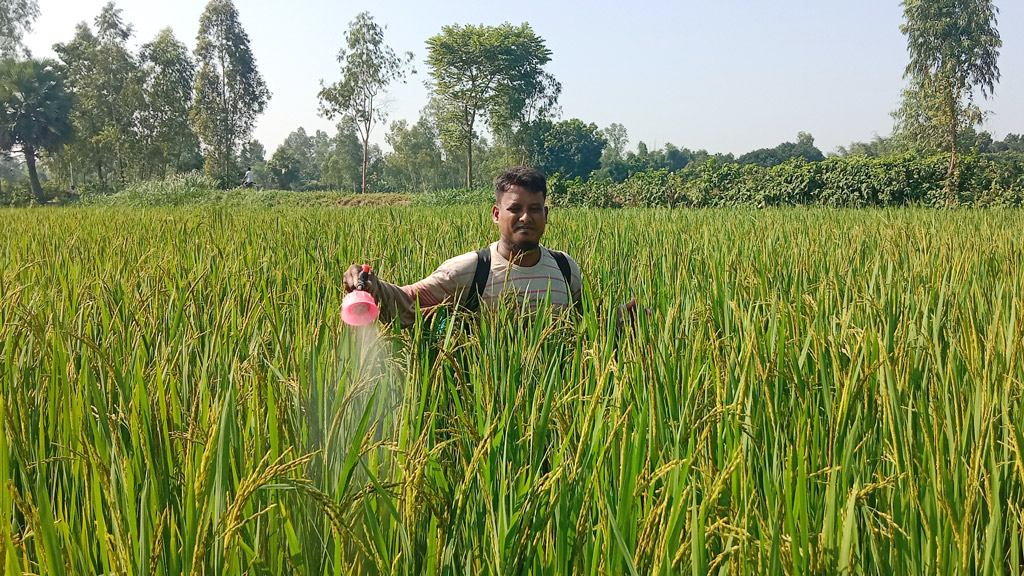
[465, 247, 581, 314]
[463, 247, 491, 312]
[550, 250, 583, 314]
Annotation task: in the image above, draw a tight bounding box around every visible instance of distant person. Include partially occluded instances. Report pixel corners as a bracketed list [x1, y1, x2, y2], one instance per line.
[69, 184, 79, 196]
[241, 167, 255, 188]
[343, 166, 643, 328]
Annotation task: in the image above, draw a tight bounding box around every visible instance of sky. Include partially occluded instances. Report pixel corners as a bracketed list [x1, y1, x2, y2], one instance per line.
[24, 0, 1024, 157]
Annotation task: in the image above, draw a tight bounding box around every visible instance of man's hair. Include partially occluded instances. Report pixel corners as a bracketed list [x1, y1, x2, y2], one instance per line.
[247, 166, 252, 171]
[495, 166, 547, 201]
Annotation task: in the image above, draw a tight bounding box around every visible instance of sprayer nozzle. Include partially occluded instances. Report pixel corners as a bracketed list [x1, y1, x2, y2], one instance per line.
[356, 264, 372, 292]
[341, 289, 379, 326]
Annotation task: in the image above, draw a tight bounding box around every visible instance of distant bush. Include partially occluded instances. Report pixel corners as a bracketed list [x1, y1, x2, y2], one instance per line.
[411, 188, 492, 207]
[549, 154, 1024, 208]
[84, 171, 221, 207]
[0, 180, 35, 207]
[81, 172, 413, 208]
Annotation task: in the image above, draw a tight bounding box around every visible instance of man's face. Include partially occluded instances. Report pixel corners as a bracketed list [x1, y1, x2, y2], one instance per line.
[492, 185, 548, 252]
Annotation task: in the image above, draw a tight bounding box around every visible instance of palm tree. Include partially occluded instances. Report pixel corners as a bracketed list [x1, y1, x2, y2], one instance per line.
[0, 58, 74, 204]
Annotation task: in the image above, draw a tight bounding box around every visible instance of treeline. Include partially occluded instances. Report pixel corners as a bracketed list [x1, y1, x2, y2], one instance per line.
[0, 0, 1019, 208]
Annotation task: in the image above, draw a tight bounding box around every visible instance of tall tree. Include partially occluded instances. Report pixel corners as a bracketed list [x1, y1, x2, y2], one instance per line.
[0, 0, 39, 58]
[601, 123, 629, 163]
[897, 0, 1001, 201]
[92, 2, 145, 184]
[53, 4, 144, 187]
[426, 23, 557, 188]
[191, 0, 269, 186]
[319, 11, 413, 193]
[53, 23, 107, 184]
[0, 58, 74, 203]
[139, 28, 201, 177]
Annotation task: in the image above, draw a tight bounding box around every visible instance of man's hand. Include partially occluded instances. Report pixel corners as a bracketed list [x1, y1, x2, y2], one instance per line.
[617, 298, 652, 330]
[343, 264, 380, 299]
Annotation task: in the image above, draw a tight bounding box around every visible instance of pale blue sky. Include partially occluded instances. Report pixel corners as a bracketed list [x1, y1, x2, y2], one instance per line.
[27, 0, 1024, 156]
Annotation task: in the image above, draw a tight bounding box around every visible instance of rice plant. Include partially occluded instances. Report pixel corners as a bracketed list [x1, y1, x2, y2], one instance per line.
[1, 205, 1022, 575]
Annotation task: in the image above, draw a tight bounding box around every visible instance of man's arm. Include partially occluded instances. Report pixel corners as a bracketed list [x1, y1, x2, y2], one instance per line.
[342, 254, 476, 328]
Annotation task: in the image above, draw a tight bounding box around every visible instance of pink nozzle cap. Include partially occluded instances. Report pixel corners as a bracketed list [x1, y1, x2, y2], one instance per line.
[341, 290, 380, 326]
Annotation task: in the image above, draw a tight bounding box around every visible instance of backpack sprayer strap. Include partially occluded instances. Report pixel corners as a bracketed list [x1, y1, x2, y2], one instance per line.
[464, 246, 579, 314]
[463, 247, 492, 313]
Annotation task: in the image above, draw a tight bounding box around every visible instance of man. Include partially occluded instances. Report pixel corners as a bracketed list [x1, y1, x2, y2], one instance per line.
[343, 166, 584, 328]
[241, 167, 255, 188]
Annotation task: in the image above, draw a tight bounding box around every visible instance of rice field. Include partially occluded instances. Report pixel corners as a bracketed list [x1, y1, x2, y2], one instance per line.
[1, 205, 1023, 575]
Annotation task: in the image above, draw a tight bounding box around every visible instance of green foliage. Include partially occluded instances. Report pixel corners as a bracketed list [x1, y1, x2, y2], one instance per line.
[51, 4, 164, 188]
[0, 0, 39, 58]
[86, 2, 144, 184]
[319, 11, 413, 193]
[138, 28, 202, 178]
[0, 58, 74, 203]
[533, 118, 606, 180]
[381, 114, 464, 193]
[832, 135, 899, 157]
[191, 0, 270, 186]
[53, 22, 109, 185]
[548, 175, 618, 208]
[737, 131, 825, 167]
[897, 0, 1001, 198]
[988, 133, 1024, 153]
[91, 169, 220, 206]
[83, 172, 413, 207]
[321, 119, 377, 192]
[551, 154, 1024, 209]
[266, 127, 328, 191]
[426, 22, 558, 188]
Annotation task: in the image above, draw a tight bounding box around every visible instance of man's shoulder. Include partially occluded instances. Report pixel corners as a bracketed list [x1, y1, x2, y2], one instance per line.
[437, 246, 489, 276]
[544, 247, 581, 273]
[543, 246, 584, 296]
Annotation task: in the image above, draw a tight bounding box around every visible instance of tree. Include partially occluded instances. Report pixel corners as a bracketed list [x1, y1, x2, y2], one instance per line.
[898, 0, 1001, 200]
[601, 123, 628, 163]
[53, 23, 107, 185]
[0, 0, 39, 58]
[0, 58, 74, 203]
[737, 132, 825, 167]
[990, 133, 1024, 153]
[384, 117, 458, 193]
[594, 123, 630, 181]
[239, 138, 268, 185]
[534, 118, 606, 180]
[319, 11, 413, 193]
[267, 127, 333, 190]
[139, 28, 202, 177]
[191, 0, 270, 186]
[0, 150, 20, 202]
[53, 4, 145, 187]
[832, 134, 897, 157]
[267, 145, 301, 190]
[426, 22, 557, 188]
[92, 2, 145, 184]
[320, 118, 366, 192]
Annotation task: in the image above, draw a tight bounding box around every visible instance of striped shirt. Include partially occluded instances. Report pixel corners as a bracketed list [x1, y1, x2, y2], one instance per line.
[373, 242, 583, 326]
